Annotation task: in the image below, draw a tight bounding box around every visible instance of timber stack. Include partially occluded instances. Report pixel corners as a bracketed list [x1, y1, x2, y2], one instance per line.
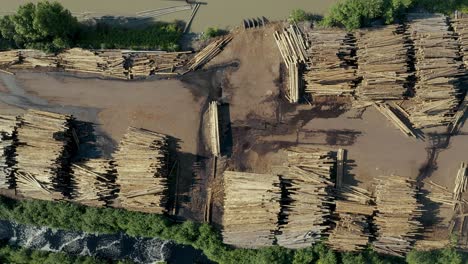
[356, 25, 410, 100]
[16, 50, 57, 68]
[453, 162, 468, 202]
[14, 110, 75, 201]
[303, 30, 356, 96]
[222, 171, 281, 248]
[274, 24, 308, 103]
[128, 51, 190, 77]
[276, 147, 335, 248]
[70, 159, 115, 207]
[373, 176, 423, 257]
[407, 14, 463, 128]
[188, 35, 233, 71]
[114, 127, 171, 214]
[96, 50, 127, 78]
[0, 50, 19, 67]
[328, 185, 374, 252]
[0, 115, 18, 189]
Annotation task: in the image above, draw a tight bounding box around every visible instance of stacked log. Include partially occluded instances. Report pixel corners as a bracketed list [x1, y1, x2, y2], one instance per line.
[373, 176, 423, 257]
[208, 101, 220, 157]
[328, 186, 374, 252]
[407, 14, 463, 128]
[188, 35, 233, 71]
[17, 50, 57, 68]
[276, 147, 335, 248]
[70, 159, 115, 207]
[14, 110, 74, 201]
[128, 51, 190, 77]
[453, 162, 468, 201]
[303, 30, 356, 96]
[0, 115, 17, 189]
[0, 50, 19, 67]
[222, 171, 281, 248]
[59, 48, 107, 74]
[356, 25, 410, 100]
[274, 24, 308, 102]
[113, 127, 171, 214]
[96, 50, 127, 78]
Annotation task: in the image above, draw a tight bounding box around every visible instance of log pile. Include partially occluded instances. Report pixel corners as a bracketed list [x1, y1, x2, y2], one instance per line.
[407, 14, 463, 128]
[128, 51, 190, 77]
[96, 50, 127, 78]
[373, 176, 423, 257]
[208, 101, 220, 157]
[356, 25, 410, 100]
[222, 171, 281, 248]
[0, 115, 17, 189]
[303, 30, 356, 96]
[17, 50, 57, 68]
[70, 159, 115, 207]
[188, 35, 233, 71]
[14, 110, 74, 201]
[274, 24, 308, 102]
[453, 162, 468, 201]
[276, 147, 335, 248]
[113, 127, 171, 214]
[0, 50, 19, 67]
[328, 185, 374, 252]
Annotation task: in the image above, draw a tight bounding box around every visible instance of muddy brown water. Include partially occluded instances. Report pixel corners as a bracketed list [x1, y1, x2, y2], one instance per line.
[0, 0, 337, 32]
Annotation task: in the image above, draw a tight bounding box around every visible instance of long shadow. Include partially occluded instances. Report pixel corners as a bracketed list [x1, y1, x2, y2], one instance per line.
[416, 132, 451, 182]
[218, 103, 233, 157]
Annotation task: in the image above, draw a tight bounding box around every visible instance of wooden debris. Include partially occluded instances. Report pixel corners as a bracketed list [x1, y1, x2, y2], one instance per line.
[356, 25, 410, 100]
[276, 147, 335, 248]
[374, 102, 417, 138]
[14, 110, 74, 200]
[114, 127, 171, 214]
[222, 171, 281, 248]
[303, 30, 356, 96]
[274, 24, 308, 102]
[373, 176, 423, 257]
[449, 97, 467, 134]
[208, 101, 220, 157]
[425, 180, 455, 206]
[70, 159, 115, 207]
[329, 185, 374, 252]
[188, 35, 232, 71]
[407, 14, 464, 128]
[16, 49, 57, 68]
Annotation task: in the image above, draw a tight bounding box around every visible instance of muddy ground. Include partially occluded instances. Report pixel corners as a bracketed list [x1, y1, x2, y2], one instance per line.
[0, 24, 467, 239]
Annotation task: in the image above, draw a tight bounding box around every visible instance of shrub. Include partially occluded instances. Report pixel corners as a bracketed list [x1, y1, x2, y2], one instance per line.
[289, 9, 310, 23]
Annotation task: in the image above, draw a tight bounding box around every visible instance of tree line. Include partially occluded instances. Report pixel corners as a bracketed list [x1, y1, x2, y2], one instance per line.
[0, 1, 182, 52]
[0, 196, 465, 264]
[290, 0, 468, 30]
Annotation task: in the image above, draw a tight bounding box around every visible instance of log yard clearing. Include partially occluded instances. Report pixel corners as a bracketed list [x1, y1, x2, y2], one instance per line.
[0, 12, 468, 257]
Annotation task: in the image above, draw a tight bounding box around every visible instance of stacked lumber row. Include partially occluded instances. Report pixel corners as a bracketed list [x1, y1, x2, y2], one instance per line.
[274, 24, 308, 102]
[329, 186, 374, 252]
[373, 176, 423, 257]
[407, 14, 463, 128]
[453, 162, 468, 201]
[70, 159, 115, 207]
[59, 48, 127, 78]
[303, 30, 356, 96]
[222, 171, 281, 248]
[374, 102, 417, 138]
[356, 25, 410, 100]
[0, 50, 19, 66]
[128, 51, 190, 77]
[276, 147, 335, 248]
[208, 101, 220, 157]
[113, 127, 171, 214]
[14, 110, 74, 201]
[188, 35, 233, 71]
[0, 115, 17, 189]
[16, 50, 57, 68]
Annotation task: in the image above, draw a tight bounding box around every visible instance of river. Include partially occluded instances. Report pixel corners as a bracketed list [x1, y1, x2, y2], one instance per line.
[0, 220, 210, 263]
[0, 0, 337, 32]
